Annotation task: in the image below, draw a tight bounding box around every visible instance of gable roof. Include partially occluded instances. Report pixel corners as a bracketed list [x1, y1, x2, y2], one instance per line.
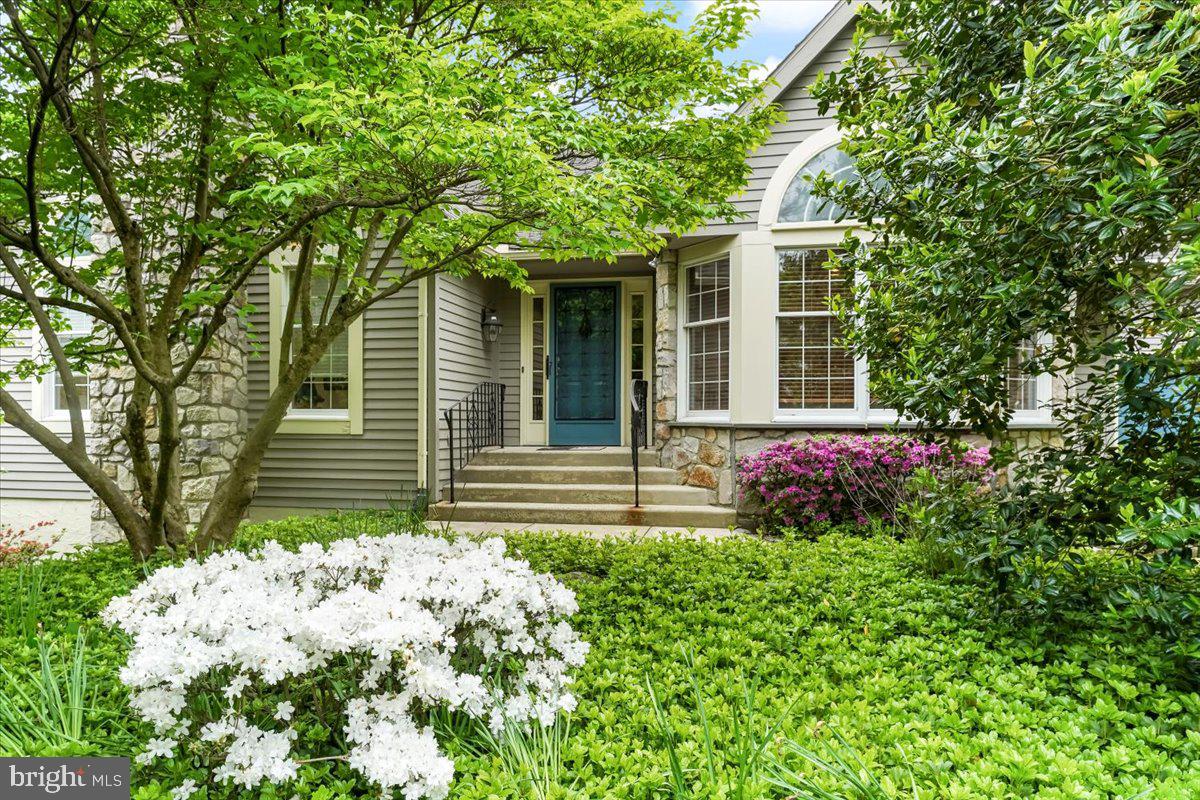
[738, 0, 864, 115]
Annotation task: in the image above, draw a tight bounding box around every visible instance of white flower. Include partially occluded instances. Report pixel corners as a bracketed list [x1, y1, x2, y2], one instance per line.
[212, 719, 298, 788]
[136, 737, 176, 764]
[223, 673, 251, 701]
[106, 533, 587, 800]
[169, 779, 197, 800]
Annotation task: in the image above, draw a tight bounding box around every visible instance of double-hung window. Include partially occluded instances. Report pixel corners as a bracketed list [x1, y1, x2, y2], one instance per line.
[269, 263, 364, 435]
[1007, 336, 1053, 424]
[771, 249, 1051, 424]
[37, 308, 92, 421]
[682, 256, 730, 417]
[776, 248, 857, 415]
[289, 274, 350, 415]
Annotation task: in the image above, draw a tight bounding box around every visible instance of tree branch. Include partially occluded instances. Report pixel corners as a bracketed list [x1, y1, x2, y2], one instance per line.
[0, 384, 153, 556]
[0, 248, 87, 449]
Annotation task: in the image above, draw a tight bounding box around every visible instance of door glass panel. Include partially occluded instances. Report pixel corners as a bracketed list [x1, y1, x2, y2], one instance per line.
[532, 296, 545, 421]
[554, 286, 616, 421]
[630, 293, 646, 383]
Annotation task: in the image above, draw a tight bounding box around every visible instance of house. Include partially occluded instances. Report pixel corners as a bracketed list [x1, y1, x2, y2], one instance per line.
[0, 2, 1056, 541]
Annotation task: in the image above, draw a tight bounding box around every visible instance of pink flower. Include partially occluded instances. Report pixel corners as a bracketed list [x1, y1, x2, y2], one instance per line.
[737, 434, 990, 531]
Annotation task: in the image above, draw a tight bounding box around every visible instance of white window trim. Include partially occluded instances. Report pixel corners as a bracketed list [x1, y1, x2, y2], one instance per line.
[772, 241, 881, 425]
[768, 240, 1055, 428]
[267, 260, 364, 435]
[677, 249, 732, 423]
[758, 129, 1057, 429]
[519, 286, 550, 445]
[760, 125, 862, 231]
[1008, 334, 1055, 427]
[29, 330, 91, 429]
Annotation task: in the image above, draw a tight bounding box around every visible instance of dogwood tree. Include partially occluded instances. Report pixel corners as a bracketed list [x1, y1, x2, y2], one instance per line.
[0, 0, 773, 557]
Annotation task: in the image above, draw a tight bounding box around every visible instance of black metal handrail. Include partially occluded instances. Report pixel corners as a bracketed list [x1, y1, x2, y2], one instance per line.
[630, 379, 648, 508]
[444, 381, 505, 503]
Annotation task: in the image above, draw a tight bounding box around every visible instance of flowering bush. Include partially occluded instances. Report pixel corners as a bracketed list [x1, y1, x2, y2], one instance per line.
[737, 434, 991, 530]
[0, 521, 56, 567]
[103, 533, 588, 800]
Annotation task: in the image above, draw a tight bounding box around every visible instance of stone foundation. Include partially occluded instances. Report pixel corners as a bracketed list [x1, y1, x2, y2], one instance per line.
[88, 315, 249, 540]
[657, 421, 1049, 522]
[659, 427, 827, 510]
[660, 425, 737, 504]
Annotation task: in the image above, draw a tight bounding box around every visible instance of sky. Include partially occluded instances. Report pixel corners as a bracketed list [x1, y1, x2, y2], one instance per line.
[651, 0, 838, 77]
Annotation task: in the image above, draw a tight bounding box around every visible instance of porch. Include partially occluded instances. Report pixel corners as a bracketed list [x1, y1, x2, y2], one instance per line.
[426, 254, 735, 527]
[430, 254, 659, 488]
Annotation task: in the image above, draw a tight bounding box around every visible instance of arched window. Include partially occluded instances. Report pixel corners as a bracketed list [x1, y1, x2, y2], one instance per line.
[777, 144, 859, 224]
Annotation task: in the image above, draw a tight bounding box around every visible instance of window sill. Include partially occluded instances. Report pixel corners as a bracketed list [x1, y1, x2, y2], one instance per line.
[675, 415, 731, 426]
[278, 415, 359, 435]
[1007, 416, 1057, 430]
[773, 413, 898, 427]
[770, 220, 860, 232]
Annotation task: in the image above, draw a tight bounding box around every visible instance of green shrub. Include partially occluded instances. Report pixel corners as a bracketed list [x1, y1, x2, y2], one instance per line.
[0, 511, 1197, 799]
[903, 468, 1200, 679]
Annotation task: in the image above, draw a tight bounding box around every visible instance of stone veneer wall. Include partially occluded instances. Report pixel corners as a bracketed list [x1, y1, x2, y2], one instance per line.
[652, 251, 737, 506]
[652, 251, 679, 449]
[88, 315, 249, 540]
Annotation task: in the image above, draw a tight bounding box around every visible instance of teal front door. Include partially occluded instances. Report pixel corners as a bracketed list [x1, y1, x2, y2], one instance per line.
[549, 283, 621, 445]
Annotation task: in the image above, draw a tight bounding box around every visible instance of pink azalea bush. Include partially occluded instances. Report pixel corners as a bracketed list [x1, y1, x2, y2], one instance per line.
[737, 434, 991, 530]
[0, 521, 56, 567]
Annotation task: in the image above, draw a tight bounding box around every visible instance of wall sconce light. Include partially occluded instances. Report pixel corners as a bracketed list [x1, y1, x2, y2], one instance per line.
[480, 307, 502, 343]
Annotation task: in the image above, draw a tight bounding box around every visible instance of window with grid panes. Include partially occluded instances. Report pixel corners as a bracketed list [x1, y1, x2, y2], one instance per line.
[1007, 338, 1039, 411]
[532, 296, 546, 421]
[776, 248, 855, 410]
[286, 272, 350, 414]
[44, 308, 92, 417]
[683, 256, 730, 414]
[630, 293, 646, 384]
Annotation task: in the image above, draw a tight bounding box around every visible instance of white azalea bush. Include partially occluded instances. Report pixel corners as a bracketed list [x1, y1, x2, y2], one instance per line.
[103, 533, 589, 799]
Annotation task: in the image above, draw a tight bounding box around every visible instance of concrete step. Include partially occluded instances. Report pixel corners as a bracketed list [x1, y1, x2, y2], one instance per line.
[471, 447, 658, 468]
[457, 464, 682, 486]
[427, 501, 738, 527]
[452, 482, 711, 506]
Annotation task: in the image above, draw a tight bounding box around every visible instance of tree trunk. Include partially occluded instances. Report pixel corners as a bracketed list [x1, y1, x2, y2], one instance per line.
[190, 330, 339, 552]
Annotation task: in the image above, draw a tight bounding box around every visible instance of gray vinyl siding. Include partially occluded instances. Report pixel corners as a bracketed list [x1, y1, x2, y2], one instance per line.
[245, 268, 422, 513]
[495, 287, 521, 447]
[0, 332, 94, 500]
[434, 273, 520, 492]
[710, 23, 893, 233]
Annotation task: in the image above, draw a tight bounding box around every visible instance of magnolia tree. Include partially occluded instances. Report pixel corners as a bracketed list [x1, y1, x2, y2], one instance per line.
[0, 0, 774, 558]
[812, 0, 1200, 533]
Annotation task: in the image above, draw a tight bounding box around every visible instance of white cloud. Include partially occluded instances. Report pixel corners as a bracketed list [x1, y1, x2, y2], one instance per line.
[671, 0, 837, 74]
[751, 55, 784, 83]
